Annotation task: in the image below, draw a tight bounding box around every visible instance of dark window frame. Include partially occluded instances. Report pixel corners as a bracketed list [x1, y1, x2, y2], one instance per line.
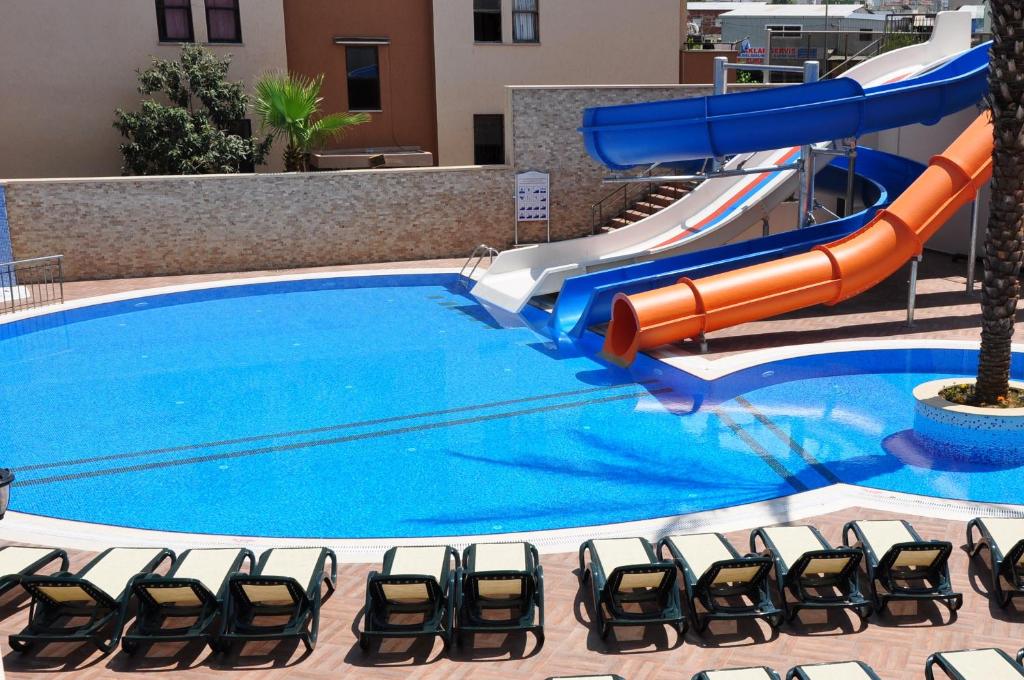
[473, 114, 505, 165]
[346, 45, 382, 112]
[155, 0, 195, 43]
[205, 0, 243, 44]
[474, 0, 503, 43]
[765, 23, 802, 38]
[513, 0, 539, 43]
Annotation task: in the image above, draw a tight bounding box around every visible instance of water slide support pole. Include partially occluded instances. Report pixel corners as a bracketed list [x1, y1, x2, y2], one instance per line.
[907, 255, 922, 326]
[712, 56, 728, 172]
[844, 139, 857, 217]
[798, 60, 820, 228]
[966, 198, 979, 294]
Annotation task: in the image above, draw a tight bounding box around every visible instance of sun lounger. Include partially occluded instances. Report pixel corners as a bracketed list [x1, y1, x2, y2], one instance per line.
[578, 537, 685, 640]
[659, 533, 781, 632]
[359, 545, 459, 651]
[0, 546, 68, 599]
[693, 667, 782, 680]
[749, 525, 870, 621]
[787, 661, 883, 680]
[842, 519, 961, 615]
[10, 546, 174, 653]
[546, 676, 626, 680]
[455, 541, 544, 646]
[219, 547, 336, 653]
[925, 648, 1024, 680]
[966, 517, 1024, 607]
[122, 547, 255, 654]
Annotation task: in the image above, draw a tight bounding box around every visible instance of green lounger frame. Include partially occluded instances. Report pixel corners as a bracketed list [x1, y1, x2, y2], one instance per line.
[693, 666, 782, 680]
[842, 519, 961, 615]
[0, 547, 68, 599]
[10, 547, 175, 654]
[578, 538, 686, 640]
[750, 526, 871, 622]
[658, 534, 781, 632]
[359, 545, 459, 651]
[219, 547, 337, 653]
[925, 648, 1024, 680]
[787, 660, 882, 680]
[455, 542, 544, 646]
[122, 548, 256, 654]
[966, 518, 1024, 607]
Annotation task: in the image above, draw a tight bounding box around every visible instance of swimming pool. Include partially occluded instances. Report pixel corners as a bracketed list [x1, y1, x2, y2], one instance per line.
[0, 273, 1020, 538]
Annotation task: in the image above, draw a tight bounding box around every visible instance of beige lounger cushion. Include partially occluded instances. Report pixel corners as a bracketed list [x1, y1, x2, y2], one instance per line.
[591, 538, 663, 590]
[759, 527, 826, 566]
[853, 520, 941, 569]
[240, 547, 325, 605]
[979, 518, 1024, 565]
[798, 662, 874, 680]
[938, 649, 1024, 680]
[704, 668, 777, 680]
[473, 542, 527, 598]
[0, 547, 59, 577]
[381, 546, 450, 603]
[667, 534, 761, 585]
[141, 548, 243, 605]
[38, 547, 165, 603]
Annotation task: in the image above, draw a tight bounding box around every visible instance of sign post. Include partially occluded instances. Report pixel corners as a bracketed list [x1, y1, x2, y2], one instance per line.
[515, 170, 551, 245]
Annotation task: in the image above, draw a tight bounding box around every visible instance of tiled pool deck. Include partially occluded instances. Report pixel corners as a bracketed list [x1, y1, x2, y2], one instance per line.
[2, 253, 1022, 678]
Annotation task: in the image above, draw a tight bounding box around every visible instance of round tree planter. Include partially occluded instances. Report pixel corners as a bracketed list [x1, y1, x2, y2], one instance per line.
[913, 378, 1024, 457]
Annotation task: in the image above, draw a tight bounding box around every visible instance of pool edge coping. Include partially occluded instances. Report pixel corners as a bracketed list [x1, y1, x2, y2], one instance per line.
[5, 484, 1023, 563]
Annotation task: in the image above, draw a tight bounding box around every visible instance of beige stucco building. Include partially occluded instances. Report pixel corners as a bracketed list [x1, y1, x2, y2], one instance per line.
[431, 0, 682, 166]
[0, 0, 287, 179]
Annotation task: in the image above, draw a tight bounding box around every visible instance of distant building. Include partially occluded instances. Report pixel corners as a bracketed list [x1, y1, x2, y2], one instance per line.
[687, 2, 767, 40]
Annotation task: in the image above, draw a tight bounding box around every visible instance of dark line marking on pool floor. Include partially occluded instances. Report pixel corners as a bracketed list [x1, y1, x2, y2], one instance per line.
[14, 380, 661, 474]
[734, 395, 842, 485]
[714, 408, 808, 493]
[15, 387, 672, 487]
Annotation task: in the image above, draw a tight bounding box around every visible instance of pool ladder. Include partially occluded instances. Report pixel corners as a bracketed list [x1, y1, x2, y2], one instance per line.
[459, 244, 499, 287]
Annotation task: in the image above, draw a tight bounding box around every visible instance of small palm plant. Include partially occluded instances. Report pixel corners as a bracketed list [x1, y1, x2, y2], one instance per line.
[254, 73, 369, 172]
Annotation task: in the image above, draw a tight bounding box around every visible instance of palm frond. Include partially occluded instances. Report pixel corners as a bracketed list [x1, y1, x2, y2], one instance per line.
[309, 112, 371, 146]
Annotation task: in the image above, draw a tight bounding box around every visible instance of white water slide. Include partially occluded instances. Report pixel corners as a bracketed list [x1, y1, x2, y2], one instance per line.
[470, 12, 971, 313]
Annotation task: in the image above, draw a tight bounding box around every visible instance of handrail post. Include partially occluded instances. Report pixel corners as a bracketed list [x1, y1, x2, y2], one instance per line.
[966, 198, 980, 294]
[712, 56, 728, 172]
[843, 139, 857, 217]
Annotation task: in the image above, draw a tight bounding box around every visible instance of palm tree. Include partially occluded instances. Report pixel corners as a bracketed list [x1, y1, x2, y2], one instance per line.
[974, 1, 1024, 403]
[254, 73, 369, 172]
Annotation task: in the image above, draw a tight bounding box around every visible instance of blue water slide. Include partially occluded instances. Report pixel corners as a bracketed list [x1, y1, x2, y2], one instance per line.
[550, 148, 926, 337]
[581, 43, 990, 169]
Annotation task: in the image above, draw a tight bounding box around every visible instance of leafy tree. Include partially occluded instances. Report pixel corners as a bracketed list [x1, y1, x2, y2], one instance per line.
[974, 0, 1024, 403]
[114, 44, 272, 175]
[254, 73, 369, 172]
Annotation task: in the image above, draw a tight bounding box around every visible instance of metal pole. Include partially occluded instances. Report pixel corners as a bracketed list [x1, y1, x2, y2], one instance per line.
[762, 216, 770, 237]
[966, 198, 979, 294]
[907, 255, 921, 326]
[844, 140, 857, 217]
[713, 56, 728, 172]
[798, 60, 820, 228]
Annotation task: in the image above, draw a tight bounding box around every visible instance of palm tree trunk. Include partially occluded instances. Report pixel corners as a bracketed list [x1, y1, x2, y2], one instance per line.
[975, 0, 1024, 404]
[283, 141, 304, 173]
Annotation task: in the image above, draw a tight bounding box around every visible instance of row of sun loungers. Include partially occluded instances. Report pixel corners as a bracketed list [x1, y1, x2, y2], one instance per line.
[548, 646, 1024, 680]
[0, 515, 1020, 658]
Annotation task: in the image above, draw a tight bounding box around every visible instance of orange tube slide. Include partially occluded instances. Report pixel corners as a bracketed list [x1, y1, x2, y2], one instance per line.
[603, 112, 993, 365]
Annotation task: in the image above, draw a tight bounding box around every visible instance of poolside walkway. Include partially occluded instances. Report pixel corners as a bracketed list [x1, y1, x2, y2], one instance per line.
[1, 509, 1021, 679]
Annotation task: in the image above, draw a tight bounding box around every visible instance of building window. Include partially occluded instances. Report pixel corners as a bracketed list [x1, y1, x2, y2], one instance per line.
[346, 46, 381, 111]
[765, 24, 802, 38]
[474, 0, 502, 42]
[513, 0, 539, 42]
[474, 114, 504, 165]
[859, 28, 875, 42]
[156, 0, 194, 42]
[206, 0, 242, 43]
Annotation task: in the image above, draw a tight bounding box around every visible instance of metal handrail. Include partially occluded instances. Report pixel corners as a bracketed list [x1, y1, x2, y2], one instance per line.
[1, 254, 64, 315]
[590, 163, 661, 234]
[459, 244, 499, 285]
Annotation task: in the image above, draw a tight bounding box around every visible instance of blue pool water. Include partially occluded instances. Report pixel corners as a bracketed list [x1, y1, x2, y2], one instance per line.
[0, 273, 1020, 538]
